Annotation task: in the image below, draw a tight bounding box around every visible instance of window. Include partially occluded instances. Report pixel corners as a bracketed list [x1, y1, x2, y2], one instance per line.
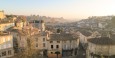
[2, 51, 6, 56]
[43, 43, 45, 47]
[50, 41, 53, 43]
[56, 45, 59, 49]
[8, 50, 12, 55]
[51, 52, 53, 54]
[36, 43, 38, 47]
[51, 45, 53, 49]
[57, 41, 60, 43]
[43, 38, 45, 41]
[35, 38, 38, 42]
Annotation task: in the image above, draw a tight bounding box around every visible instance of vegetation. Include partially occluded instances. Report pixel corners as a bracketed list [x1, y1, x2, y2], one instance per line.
[11, 30, 40, 58]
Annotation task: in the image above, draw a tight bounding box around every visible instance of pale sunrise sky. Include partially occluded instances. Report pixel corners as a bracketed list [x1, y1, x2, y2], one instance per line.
[0, 0, 115, 20]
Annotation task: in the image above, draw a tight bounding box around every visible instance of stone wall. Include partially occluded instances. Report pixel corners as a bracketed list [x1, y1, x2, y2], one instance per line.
[88, 42, 115, 56]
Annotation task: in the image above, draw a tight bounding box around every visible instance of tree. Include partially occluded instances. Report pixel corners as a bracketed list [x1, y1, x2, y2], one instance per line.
[57, 28, 62, 33]
[12, 29, 40, 58]
[21, 16, 26, 22]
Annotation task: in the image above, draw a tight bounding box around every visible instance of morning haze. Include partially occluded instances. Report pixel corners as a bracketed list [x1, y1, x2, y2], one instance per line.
[0, 0, 115, 58]
[0, 0, 115, 20]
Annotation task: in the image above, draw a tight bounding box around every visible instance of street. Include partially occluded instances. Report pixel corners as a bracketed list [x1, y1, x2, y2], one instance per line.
[62, 43, 86, 58]
[76, 44, 86, 58]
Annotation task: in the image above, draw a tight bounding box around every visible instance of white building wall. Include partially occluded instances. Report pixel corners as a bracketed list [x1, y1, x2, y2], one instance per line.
[88, 42, 115, 56]
[0, 34, 14, 58]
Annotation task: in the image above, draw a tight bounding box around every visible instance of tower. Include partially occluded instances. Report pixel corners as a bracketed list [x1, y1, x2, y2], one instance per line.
[40, 20, 45, 32]
[0, 10, 5, 20]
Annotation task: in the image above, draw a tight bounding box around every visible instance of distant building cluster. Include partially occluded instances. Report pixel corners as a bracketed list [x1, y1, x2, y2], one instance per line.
[0, 11, 79, 58]
[0, 11, 115, 58]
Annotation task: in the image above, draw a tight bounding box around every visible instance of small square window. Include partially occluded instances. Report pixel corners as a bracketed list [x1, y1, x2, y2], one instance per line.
[2, 51, 6, 56]
[36, 43, 38, 47]
[50, 41, 53, 43]
[56, 45, 59, 49]
[51, 52, 53, 54]
[57, 41, 60, 43]
[51, 45, 53, 49]
[43, 43, 45, 47]
[8, 50, 12, 55]
[43, 38, 45, 41]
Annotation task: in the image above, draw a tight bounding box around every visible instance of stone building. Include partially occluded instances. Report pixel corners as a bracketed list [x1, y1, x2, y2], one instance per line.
[76, 30, 92, 49]
[7, 26, 40, 52]
[7, 21, 48, 56]
[0, 32, 14, 58]
[15, 19, 27, 30]
[87, 37, 115, 58]
[0, 19, 80, 58]
[47, 33, 79, 58]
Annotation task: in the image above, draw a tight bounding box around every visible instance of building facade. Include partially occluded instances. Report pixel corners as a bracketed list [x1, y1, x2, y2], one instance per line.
[0, 32, 14, 58]
[47, 33, 79, 58]
[87, 37, 115, 58]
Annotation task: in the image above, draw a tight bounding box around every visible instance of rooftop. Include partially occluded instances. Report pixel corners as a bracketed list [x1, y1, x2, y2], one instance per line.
[7, 26, 40, 36]
[0, 21, 14, 24]
[88, 37, 115, 45]
[50, 33, 77, 41]
[78, 30, 92, 36]
[0, 31, 10, 36]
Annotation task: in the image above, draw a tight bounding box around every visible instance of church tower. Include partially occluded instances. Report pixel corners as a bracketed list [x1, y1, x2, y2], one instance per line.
[0, 10, 5, 20]
[40, 20, 45, 32]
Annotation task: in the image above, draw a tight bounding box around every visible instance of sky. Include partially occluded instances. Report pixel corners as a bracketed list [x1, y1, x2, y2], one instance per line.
[0, 0, 115, 20]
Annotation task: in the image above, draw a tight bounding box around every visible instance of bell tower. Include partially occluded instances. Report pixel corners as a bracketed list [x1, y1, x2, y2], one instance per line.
[40, 20, 45, 31]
